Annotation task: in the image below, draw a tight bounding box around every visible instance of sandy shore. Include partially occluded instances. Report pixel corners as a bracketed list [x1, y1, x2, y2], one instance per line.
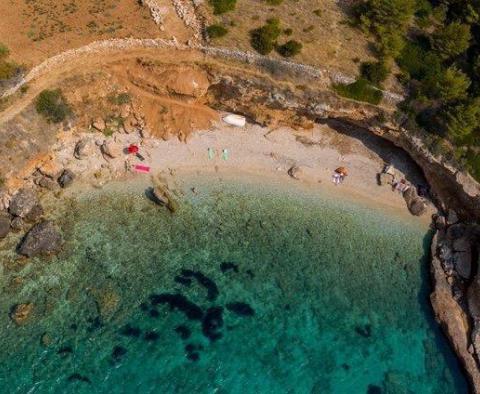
[53, 116, 435, 225]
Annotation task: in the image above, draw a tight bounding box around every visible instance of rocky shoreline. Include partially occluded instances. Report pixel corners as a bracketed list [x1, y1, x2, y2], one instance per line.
[0, 46, 479, 390]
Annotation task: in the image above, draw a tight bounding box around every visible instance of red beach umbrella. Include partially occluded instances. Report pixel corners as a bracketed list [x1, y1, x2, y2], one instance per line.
[128, 144, 139, 154]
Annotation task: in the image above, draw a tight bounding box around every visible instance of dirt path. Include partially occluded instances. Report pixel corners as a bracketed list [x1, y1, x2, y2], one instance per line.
[0, 37, 403, 127]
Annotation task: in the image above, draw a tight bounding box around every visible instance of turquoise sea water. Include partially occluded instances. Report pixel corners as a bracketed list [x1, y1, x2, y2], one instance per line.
[0, 176, 468, 393]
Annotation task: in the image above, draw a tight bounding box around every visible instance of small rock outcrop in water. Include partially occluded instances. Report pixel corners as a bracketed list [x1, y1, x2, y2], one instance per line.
[10, 303, 33, 325]
[9, 188, 39, 218]
[18, 220, 63, 257]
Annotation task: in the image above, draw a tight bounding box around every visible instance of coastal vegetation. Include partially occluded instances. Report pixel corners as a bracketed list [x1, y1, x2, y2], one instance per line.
[209, 0, 237, 14]
[349, 0, 480, 179]
[206, 24, 229, 39]
[35, 89, 71, 123]
[0, 43, 19, 81]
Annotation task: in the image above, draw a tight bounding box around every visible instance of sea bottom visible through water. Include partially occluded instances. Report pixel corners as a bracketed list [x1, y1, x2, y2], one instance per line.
[0, 175, 468, 393]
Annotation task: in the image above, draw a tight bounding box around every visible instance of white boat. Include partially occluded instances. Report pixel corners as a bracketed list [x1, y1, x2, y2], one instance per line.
[223, 114, 246, 127]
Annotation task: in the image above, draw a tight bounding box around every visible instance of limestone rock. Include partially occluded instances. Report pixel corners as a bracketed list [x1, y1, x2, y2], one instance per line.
[378, 172, 394, 186]
[9, 188, 39, 218]
[0, 213, 10, 239]
[472, 323, 480, 357]
[10, 303, 33, 325]
[448, 209, 459, 225]
[408, 198, 427, 216]
[288, 166, 304, 180]
[92, 118, 106, 131]
[37, 176, 57, 190]
[447, 223, 467, 240]
[101, 141, 123, 159]
[434, 215, 447, 231]
[18, 221, 63, 257]
[38, 160, 62, 179]
[10, 217, 24, 232]
[74, 139, 96, 160]
[58, 169, 75, 188]
[468, 279, 480, 320]
[453, 251, 472, 279]
[24, 204, 44, 224]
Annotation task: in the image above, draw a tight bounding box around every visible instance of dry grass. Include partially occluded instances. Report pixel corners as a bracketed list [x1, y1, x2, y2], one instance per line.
[0, 0, 192, 68]
[203, 0, 376, 76]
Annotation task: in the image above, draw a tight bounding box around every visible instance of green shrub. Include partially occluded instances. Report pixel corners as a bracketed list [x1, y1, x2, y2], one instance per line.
[360, 61, 389, 86]
[283, 28, 293, 36]
[396, 40, 442, 80]
[0, 61, 18, 80]
[250, 18, 282, 55]
[431, 22, 471, 60]
[35, 89, 72, 123]
[206, 24, 229, 38]
[0, 43, 9, 59]
[313, 9, 322, 17]
[276, 40, 303, 57]
[209, 0, 237, 14]
[333, 78, 383, 105]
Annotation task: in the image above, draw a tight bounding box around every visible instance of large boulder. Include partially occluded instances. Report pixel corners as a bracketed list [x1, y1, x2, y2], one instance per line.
[10, 303, 33, 325]
[101, 140, 123, 159]
[18, 221, 63, 257]
[9, 188, 39, 218]
[74, 139, 96, 160]
[0, 213, 10, 239]
[378, 172, 394, 186]
[453, 251, 472, 279]
[408, 198, 427, 216]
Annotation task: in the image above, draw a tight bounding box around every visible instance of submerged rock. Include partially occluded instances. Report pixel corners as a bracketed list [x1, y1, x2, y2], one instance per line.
[149, 293, 204, 320]
[18, 221, 63, 257]
[10, 303, 33, 325]
[111, 345, 127, 362]
[9, 188, 39, 218]
[120, 324, 141, 338]
[67, 373, 91, 384]
[180, 269, 219, 301]
[24, 204, 44, 223]
[220, 262, 239, 273]
[144, 331, 159, 342]
[202, 306, 223, 341]
[175, 325, 191, 340]
[226, 302, 255, 317]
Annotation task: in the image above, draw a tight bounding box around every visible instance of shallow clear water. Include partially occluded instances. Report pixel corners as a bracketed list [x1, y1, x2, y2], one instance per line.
[0, 177, 468, 393]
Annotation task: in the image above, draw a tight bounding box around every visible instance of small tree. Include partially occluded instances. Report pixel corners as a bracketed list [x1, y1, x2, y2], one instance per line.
[209, 0, 237, 15]
[443, 99, 480, 142]
[35, 89, 72, 123]
[250, 18, 282, 55]
[360, 61, 390, 86]
[276, 40, 303, 57]
[206, 24, 229, 38]
[431, 22, 471, 60]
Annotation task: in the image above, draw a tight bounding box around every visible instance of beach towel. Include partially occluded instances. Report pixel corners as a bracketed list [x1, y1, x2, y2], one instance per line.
[134, 164, 151, 174]
[208, 147, 215, 160]
[222, 149, 229, 161]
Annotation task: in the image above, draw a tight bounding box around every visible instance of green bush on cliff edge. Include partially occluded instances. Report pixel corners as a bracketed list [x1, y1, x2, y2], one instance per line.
[35, 89, 72, 123]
